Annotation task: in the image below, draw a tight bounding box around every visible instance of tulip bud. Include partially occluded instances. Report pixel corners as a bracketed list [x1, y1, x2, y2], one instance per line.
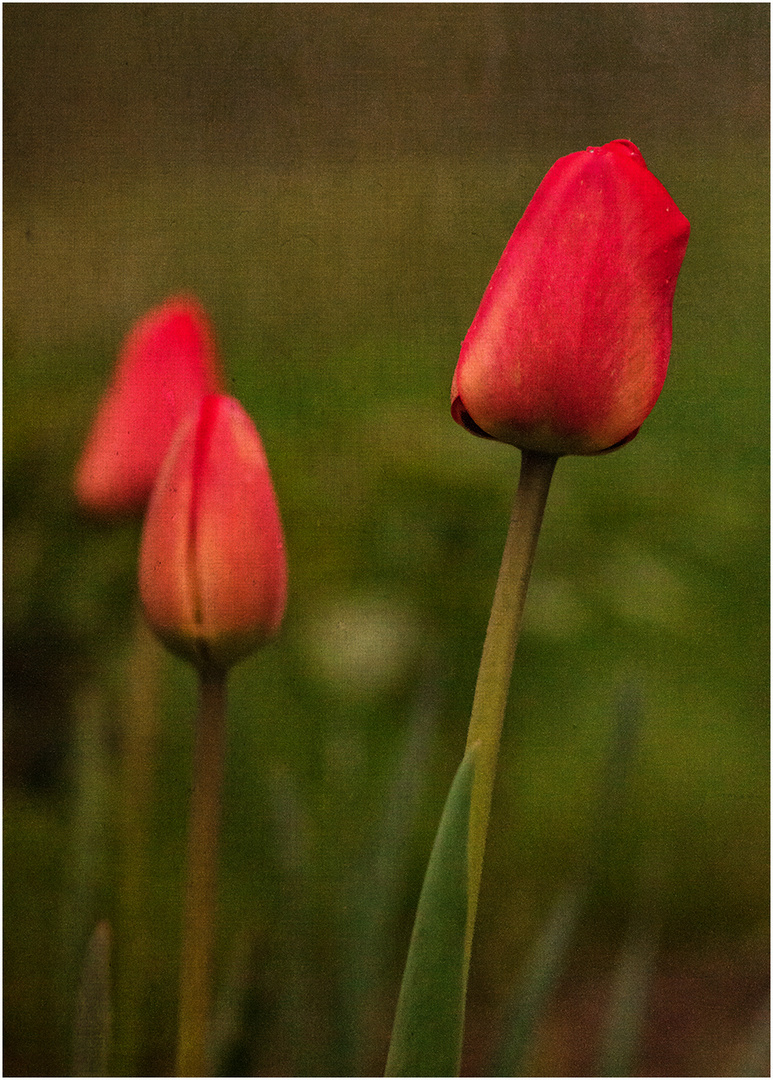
[75, 296, 222, 516]
[451, 140, 690, 456]
[139, 394, 287, 671]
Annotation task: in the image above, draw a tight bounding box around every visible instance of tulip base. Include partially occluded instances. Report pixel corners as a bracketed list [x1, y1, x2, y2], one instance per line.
[175, 667, 228, 1078]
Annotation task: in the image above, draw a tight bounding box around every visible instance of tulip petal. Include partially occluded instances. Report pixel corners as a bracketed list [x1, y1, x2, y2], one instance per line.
[75, 296, 222, 516]
[139, 395, 287, 671]
[452, 141, 690, 456]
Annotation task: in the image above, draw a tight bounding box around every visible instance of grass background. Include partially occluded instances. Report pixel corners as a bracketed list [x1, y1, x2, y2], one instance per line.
[4, 5, 769, 1076]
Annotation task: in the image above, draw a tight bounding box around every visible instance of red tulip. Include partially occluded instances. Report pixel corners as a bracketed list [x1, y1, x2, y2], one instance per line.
[139, 394, 287, 671]
[75, 296, 223, 516]
[451, 140, 690, 456]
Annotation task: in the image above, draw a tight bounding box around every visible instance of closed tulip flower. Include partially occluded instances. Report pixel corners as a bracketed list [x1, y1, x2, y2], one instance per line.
[139, 394, 287, 672]
[75, 296, 222, 516]
[451, 140, 690, 456]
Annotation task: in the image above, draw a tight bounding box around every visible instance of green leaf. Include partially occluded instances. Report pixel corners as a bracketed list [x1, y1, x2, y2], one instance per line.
[384, 744, 477, 1078]
[342, 675, 438, 1076]
[73, 920, 112, 1077]
[595, 913, 659, 1078]
[733, 998, 771, 1077]
[492, 886, 584, 1076]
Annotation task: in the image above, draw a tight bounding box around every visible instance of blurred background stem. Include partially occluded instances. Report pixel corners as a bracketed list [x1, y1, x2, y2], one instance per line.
[60, 685, 110, 1066]
[114, 606, 162, 1075]
[175, 667, 228, 1078]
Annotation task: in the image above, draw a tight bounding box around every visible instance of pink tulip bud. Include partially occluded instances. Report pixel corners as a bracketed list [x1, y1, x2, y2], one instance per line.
[451, 140, 690, 456]
[139, 394, 287, 671]
[75, 296, 223, 516]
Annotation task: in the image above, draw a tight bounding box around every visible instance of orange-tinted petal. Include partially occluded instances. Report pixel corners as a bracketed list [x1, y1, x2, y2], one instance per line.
[139, 395, 287, 671]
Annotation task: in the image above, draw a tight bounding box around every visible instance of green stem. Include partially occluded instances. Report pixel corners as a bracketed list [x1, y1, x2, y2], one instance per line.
[175, 666, 228, 1078]
[463, 449, 557, 972]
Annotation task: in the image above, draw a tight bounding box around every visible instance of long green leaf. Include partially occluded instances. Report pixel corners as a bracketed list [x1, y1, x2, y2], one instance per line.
[492, 886, 584, 1076]
[384, 744, 478, 1078]
[595, 913, 659, 1077]
[73, 920, 112, 1077]
[733, 997, 771, 1077]
[342, 671, 438, 1076]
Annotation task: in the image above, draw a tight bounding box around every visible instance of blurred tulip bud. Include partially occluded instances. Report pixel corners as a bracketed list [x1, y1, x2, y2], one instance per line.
[75, 296, 222, 516]
[451, 140, 690, 456]
[139, 394, 287, 671]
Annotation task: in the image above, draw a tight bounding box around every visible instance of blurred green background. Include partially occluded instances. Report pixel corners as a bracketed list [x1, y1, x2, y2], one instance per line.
[4, 5, 769, 1076]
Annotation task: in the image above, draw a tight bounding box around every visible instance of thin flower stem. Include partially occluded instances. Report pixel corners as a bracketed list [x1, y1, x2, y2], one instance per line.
[175, 666, 228, 1078]
[463, 449, 557, 973]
